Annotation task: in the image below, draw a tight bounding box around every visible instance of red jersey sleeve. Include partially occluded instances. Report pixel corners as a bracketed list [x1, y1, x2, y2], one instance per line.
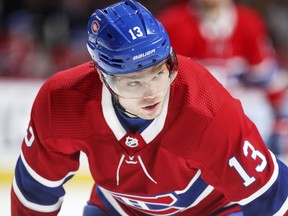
[198, 98, 288, 215]
[11, 79, 81, 215]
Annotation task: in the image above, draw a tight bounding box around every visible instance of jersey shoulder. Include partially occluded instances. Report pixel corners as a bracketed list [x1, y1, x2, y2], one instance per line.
[31, 61, 103, 140]
[163, 55, 235, 158]
[175, 55, 232, 117]
[46, 61, 100, 94]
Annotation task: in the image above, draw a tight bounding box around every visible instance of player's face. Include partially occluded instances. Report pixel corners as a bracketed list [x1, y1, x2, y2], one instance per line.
[117, 85, 169, 120]
[115, 62, 170, 119]
[102, 61, 170, 99]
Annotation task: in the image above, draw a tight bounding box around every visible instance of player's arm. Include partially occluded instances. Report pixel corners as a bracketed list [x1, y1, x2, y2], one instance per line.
[199, 98, 288, 215]
[11, 82, 80, 216]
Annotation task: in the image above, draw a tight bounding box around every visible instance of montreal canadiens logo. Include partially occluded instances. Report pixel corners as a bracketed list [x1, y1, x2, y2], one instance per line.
[91, 20, 100, 34]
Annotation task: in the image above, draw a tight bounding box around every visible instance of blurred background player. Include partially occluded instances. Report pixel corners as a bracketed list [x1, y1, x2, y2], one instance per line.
[157, 0, 288, 155]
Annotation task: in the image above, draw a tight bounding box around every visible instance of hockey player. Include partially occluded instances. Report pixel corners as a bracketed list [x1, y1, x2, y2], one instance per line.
[11, 0, 288, 215]
[157, 0, 288, 151]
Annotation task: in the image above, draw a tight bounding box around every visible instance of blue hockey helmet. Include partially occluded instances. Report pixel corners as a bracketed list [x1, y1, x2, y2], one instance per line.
[86, 0, 173, 75]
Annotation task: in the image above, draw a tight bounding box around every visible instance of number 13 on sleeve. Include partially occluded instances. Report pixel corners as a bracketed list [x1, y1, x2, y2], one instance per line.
[229, 140, 267, 187]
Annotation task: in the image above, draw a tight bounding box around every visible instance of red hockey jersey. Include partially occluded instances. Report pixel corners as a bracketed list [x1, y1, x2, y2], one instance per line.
[11, 55, 288, 215]
[157, 2, 283, 145]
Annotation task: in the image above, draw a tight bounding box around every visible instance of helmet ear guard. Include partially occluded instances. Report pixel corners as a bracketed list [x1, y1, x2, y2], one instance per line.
[86, 0, 176, 76]
[165, 47, 178, 83]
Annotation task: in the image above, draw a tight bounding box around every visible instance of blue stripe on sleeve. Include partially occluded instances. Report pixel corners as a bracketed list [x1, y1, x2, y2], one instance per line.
[96, 186, 122, 216]
[14, 156, 72, 205]
[242, 159, 288, 216]
[172, 176, 209, 208]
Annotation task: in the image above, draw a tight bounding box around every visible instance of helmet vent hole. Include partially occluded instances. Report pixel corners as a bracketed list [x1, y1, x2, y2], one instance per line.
[152, 59, 157, 63]
[138, 64, 143, 69]
[113, 59, 124, 63]
[103, 9, 108, 14]
[100, 54, 109, 60]
[112, 63, 122, 68]
[107, 32, 114, 40]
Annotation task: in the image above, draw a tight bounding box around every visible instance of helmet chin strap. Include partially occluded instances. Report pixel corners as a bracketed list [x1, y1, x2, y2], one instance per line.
[99, 72, 139, 118]
[95, 66, 140, 118]
[113, 95, 139, 118]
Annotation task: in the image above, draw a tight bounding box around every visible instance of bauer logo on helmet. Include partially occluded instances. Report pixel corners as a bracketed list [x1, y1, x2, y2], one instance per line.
[133, 49, 156, 60]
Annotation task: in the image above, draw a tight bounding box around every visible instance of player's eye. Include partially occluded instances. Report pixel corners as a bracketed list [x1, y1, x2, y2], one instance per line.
[155, 72, 163, 78]
[127, 80, 140, 87]
[153, 72, 164, 80]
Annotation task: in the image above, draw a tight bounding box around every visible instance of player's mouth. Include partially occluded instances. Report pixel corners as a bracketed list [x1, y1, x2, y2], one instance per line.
[142, 102, 160, 112]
